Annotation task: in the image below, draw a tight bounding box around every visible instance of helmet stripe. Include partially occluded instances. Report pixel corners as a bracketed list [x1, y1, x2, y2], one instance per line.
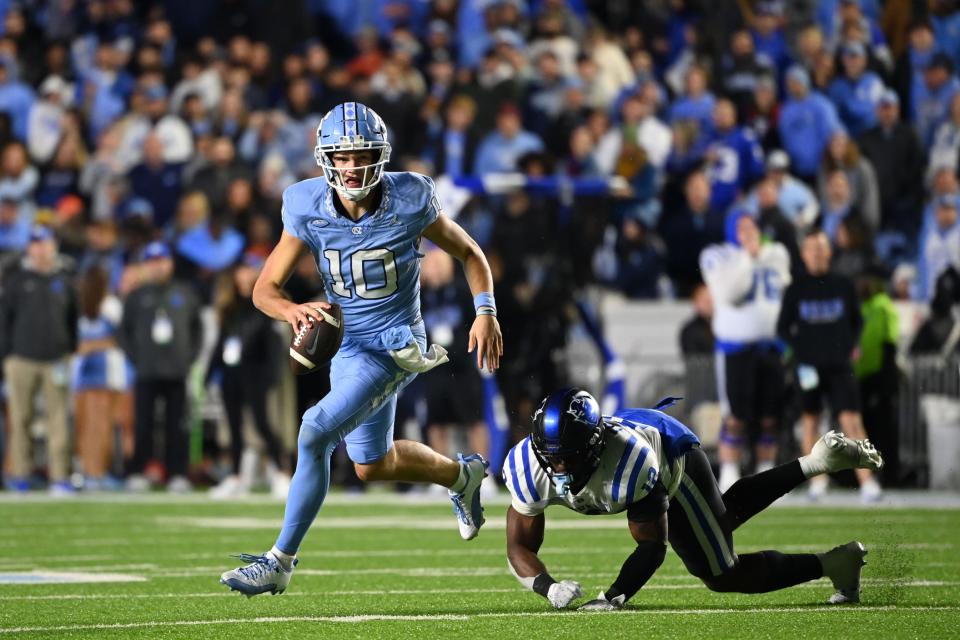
[542, 394, 564, 447]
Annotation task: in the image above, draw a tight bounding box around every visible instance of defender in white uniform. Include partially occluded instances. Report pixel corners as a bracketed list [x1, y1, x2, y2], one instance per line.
[700, 212, 791, 492]
[504, 388, 884, 610]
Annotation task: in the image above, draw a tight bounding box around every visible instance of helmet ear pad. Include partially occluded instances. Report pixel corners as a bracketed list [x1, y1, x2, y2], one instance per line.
[530, 388, 605, 492]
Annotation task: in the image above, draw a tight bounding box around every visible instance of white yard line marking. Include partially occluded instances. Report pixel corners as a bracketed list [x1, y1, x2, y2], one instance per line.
[2, 606, 958, 633]
[1, 580, 954, 601]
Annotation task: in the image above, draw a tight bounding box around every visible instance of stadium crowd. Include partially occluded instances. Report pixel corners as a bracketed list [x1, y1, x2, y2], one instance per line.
[1, 0, 959, 494]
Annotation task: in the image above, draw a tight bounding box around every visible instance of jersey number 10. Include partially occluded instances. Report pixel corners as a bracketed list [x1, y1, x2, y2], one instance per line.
[323, 248, 399, 299]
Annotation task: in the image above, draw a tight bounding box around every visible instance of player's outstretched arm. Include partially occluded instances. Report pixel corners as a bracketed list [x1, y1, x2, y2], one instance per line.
[506, 506, 582, 609]
[579, 497, 668, 611]
[253, 230, 329, 330]
[423, 215, 503, 371]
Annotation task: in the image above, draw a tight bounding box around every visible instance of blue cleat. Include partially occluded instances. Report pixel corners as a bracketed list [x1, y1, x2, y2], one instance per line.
[220, 552, 297, 597]
[449, 453, 488, 540]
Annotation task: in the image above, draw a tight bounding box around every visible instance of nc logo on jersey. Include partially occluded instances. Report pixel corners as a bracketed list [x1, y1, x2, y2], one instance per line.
[566, 396, 599, 426]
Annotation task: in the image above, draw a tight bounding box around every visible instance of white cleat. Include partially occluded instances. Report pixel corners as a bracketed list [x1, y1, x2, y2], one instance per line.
[449, 453, 488, 540]
[820, 541, 867, 604]
[209, 475, 250, 500]
[806, 430, 884, 475]
[220, 551, 297, 597]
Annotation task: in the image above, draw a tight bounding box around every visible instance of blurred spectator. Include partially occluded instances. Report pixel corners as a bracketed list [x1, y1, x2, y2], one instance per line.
[417, 247, 489, 485]
[0, 194, 29, 256]
[817, 132, 880, 234]
[36, 131, 85, 208]
[929, 92, 960, 178]
[0, 141, 38, 219]
[667, 65, 715, 171]
[918, 195, 960, 302]
[720, 29, 773, 118]
[831, 214, 875, 282]
[0, 55, 35, 141]
[119, 242, 202, 492]
[854, 265, 900, 482]
[745, 150, 820, 231]
[913, 52, 960, 148]
[26, 75, 72, 165]
[77, 40, 134, 141]
[893, 20, 936, 118]
[742, 74, 781, 151]
[206, 255, 287, 499]
[858, 89, 924, 236]
[827, 41, 884, 136]
[910, 266, 960, 356]
[188, 136, 250, 212]
[73, 266, 134, 490]
[425, 94, 479, 179]
[704, 98, 764, 212]
[679, 281, 714, 355]
[699, 213, 791, 492]
[118, 82, 193, 169]
[750, 2, 790, 76]
[596, 92, 671, 175]
[128, 133, 184, 230]
[473, 103, 544, 174]
[777, 230, 880, 501]
[778, 65, 842, 179]
[0, 226, 76, 493]
[660, 171, 725, 297]
[751, 177, 802, 278]
[594, 216, 665, 299]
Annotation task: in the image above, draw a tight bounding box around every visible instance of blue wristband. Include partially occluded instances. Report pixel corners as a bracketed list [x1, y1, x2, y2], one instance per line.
[474, 292, 497, 316]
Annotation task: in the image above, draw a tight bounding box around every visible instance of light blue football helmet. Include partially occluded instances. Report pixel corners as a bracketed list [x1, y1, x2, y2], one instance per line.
[314, 102, 391, 201]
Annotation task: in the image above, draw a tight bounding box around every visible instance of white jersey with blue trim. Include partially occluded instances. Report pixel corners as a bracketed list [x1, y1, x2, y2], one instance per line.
[281, 171, 441, 350]
[699, 242, 791, 345]
[503, 420, 686, 518]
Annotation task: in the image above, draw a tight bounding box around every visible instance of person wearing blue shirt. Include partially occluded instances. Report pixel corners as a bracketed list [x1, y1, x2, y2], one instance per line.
[0, 195, 29, 255]
[219, 102, 503, 598]
[828, 42, 885, 136]
[913, 52, 960, 148]
[705, 99, 765, 213]
[778, 66, 842, 179]
[0, 57, 34, 141]
[474, 103, 545, 174]
[668, 65, 715, 146]
[751, 2, 791, 76]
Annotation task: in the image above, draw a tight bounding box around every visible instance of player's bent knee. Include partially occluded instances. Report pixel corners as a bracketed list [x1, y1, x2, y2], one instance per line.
[353, 462, 378, 482]
[297, 422, 340, 457]
[700, 564, 746, 593]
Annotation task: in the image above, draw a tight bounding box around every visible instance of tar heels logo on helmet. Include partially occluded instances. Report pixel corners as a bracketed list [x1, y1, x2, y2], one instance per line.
[315, 102, 392, 202]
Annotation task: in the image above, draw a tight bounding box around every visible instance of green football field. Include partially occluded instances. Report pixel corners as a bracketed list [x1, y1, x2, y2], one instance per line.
[1, 491, 958, 639]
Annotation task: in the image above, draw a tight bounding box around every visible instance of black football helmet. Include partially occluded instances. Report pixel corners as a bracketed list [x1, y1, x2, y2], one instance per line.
[530, 387, 605, 494]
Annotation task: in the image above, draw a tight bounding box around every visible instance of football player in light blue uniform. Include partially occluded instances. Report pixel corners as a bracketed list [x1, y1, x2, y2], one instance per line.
[504, 388, 884, 610]
[221, 102, 503, 597]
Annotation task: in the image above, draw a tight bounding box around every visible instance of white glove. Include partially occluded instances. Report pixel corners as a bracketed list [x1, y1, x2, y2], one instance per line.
[546, 580, 583, 609]
[578, 591, 626, 611]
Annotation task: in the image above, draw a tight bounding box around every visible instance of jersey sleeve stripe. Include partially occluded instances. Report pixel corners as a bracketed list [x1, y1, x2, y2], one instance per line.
[507, 446, 528, 503]
[611, 435, 638, 503]
[520, 439, 542, 503]
[625, 446, 651, 500]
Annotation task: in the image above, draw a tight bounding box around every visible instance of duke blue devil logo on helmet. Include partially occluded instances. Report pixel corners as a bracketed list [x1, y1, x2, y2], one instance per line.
[315, 102, 392, 202]
[530, 388, 605, 494]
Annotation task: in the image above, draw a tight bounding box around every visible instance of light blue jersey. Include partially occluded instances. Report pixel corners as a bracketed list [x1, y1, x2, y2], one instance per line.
[275, 170, 445, 554]
[281, 171, 440, 353]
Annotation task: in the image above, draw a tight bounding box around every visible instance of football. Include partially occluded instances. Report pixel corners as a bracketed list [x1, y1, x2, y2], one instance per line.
[289, 303, 344, 375]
